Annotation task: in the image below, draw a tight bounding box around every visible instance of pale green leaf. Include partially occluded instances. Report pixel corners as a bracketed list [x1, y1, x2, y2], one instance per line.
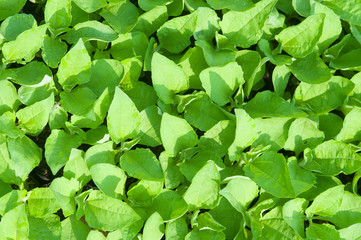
[220, 0, 277, 48]
[57, 39, 91, 91]
[183, 161, 220, 210]
[160, 112, 198, 157]
[120, 148, 164, 181]
[275, 13, 325, 58]
[107, 86, 141, 143]
[90, 163, 127, 198]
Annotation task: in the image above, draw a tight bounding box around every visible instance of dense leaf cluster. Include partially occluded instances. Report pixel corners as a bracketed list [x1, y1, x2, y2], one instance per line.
[1, 0, 361, 239]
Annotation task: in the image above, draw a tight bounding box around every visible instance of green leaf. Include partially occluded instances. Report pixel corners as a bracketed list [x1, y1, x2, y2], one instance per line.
[337, 108, 361, 143]
[197, 212, 226, 232]
[160, 112, 198, 157]
[206, 0, 253, 11]
[200, 62, 244, 106]
[339, 223, 361, 239]
[16, 93, 54, 135]
[321, 0, 361, 25]
[0, 13, 37, 41]
[84, 142, 115, 168]
[61, 215, 90, 240]
[9, 61, 52, 86]
[63, 149, 91, 188]
[165, 217, 188, 240]
[0, 0, 26, 21]
[100, 1, 139, 34]
[186, 228, 226, 239]
[292, 0, 342, 51]
[282, 198, 308, 237]
[198, 120, 235, 158]
[0, 180, 11, 198]
[220, 0, 277, 48]
[132, 5, 169, 37]
[138, 105, 162, 147]
[84, 59, 124, 97]
[220, 176, 259, 212]
[179, 91, 234, 131]
[323, 191, 361, 228]
[151, 52, 189, 104]
[57, 39, 91, 91]
[244, 91, 306, 118]
[0, 141, 18, 185]
[151, 190, 188, 221]
[50, 177, 80, 217]
[90, 163, 127, 198]
[7, 136, 42, 182]
[45, 130, 82, 175]
[0, 190, 27, 216]
[330, 48, 361, 71]
[260, 207, 304, 240]
[179, 150, 224, 182]
[0, 111, 25, 139]
[84, 190, 141, 231]
[258, 39, 292, 65]
[294, 76, 354, 114]
[41, 36, 68, 68]
[183, 161, 220, 210]
[244, 151, 295, 198]
[227, 109, 256, 161]
[288, 51, 331, 84]
[159, 151, 184, 189]
[139, 0, 172, 11]
[120, 148, 164, 181]
[157, 11, 198, 53]
[18, 81, 56, 106]
[305, 185, 344, 217]
[119, 57, 143, 87]
[299, 175, 341, 201]
[252, 117, 293, 152]
[0, 204, 29, 240]
[28, 214, 61, 240]
[143, 212, 165, 240]
[2, 24, 48, 63]
[107, 86, 141, 143]
[87, 230, 106, 240]
[272, 65, 290, 97]
[284, 118, 325, 155]
[275, 13, 325, 58]
[0, 80, 19, 115]
[194, 7, 219, 42]
[44, 0, 71, 30]
[127, 180, 163, 207]
[209, 198, 243, 240]
[109, 31, 148, 61]
[28, 188, 60, 217]
[288, 157, 316, 196]
[196, 40, 236, 67]
[303, 140, 361, 176]
[61, 21, 118, 44]
[178, 46, 208, 89]
[72, 0, 107, 13]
